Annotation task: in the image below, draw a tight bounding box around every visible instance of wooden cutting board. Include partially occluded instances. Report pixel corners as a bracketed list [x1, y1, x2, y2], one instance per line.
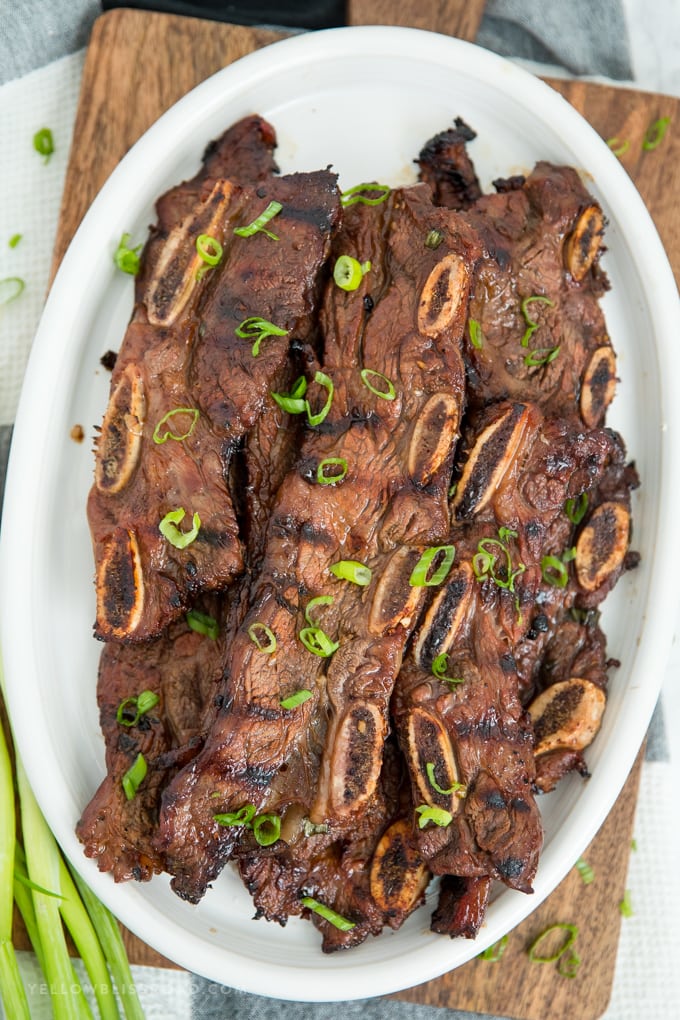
[36, 5, 680, 1018]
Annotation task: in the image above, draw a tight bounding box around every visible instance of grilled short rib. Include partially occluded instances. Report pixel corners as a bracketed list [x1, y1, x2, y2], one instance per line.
[88, 117, 340, 642]
[154, 184, 481, 905]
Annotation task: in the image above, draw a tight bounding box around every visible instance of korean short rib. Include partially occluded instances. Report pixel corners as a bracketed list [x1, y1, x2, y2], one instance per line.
[80, 114, 639, 951]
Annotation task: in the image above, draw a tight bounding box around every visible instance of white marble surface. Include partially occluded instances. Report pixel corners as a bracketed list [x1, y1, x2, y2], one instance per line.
[623, 0, 680, 97]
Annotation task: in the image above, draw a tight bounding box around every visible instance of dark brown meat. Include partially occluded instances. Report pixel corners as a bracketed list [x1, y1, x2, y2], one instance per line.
[89, 160, 340, 642]
[430, 875, 492, 938]
[155, 184, 481, 904]
[417, 117, 482, 210]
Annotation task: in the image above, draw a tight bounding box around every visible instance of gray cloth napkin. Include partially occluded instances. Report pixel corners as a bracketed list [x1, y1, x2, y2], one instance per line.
[0, 2, 637, 1018]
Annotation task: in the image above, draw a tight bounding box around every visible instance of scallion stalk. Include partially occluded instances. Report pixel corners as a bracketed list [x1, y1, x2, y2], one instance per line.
[0, 712, 30, 1020]
[68, 865, 146, 1020]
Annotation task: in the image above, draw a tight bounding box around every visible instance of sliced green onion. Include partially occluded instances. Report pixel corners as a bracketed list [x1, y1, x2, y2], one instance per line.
[468, 318, 484, 349]
[425, 761, 465, 797]
[305, 595, 334, 626]
[478, 934, 509, 961]
[8, 233, 21, 248]
[306, 371, 334, 426]
[213, 804, 256, 827]
[152, 406, 199, 444]
[541, 553, 569, 588]
[235, 315, 288, 356]
[425, 229, 444, 250]
[121, 753, 147, 800]
[333, 254, 370, 291]
[557, 950, 581, 978]
[473, 529, 525, 593]
[431, 652, 464, 687]
[409, 545, 456, 587]
[415, 805, 453, 829]
[0, 277, 25, 305]
[114, 232, 142, 275]
[524, 345, 560, 367]
[527, 922, 579, 963]
[575, 857, 594, 885]
[33, 127, 54, 162]
[196, 233, 223, 267]
[607, 137, 630, 156]
[272, 375, 308, 413]
[329, 560, 372, 586]
[360, 367, 396, 400]
[116, 690, 160, 726]
[247, 622, 277, 653]
[299, 626, 339, 658]
[520, 294, 554, 347]
[253, 813, 281, 847]
[280, 689, 313, 710]
[340, 182, 390, 207]
[300, 896, 356, 931]
[317, 457, 347, 484]
[619, 889, 634, 917]
[186, 608, 219, 640]
[565, 492, 589, 525]
[234, 200, 282, 240]
[159, 507, 201, 549]
[642, 116, 671, 151]
[631, 838, 638, 852]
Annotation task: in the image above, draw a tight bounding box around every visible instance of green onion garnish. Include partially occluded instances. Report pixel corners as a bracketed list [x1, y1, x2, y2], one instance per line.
[415, 805, 453, 829]
[305, 595, 334, 626]
[431, 652, 465, 687]
[280, 690, 313, 710]
[247, 622, 277, 653]
[195, 233, 223, 273]
[271, 375, 308, 414]
[520, 294, 554, 347]
[527, 922, 579, 964]
[306, 371, 334, 426]
[333, 254, 371, 291]
[472, 528, 525, 593]
[329, 560, 372, 586]
[0, 277, 25, 306]
[557, 950, 581, 979]
[540, 553, 570, 588]
[234, 200, 282, 240]
[565, 492, 588, 525]
[299, 626, 339, 658]
[468, 318, 484, 349]
[186, 609, 219, 640]
[317, 457, 347, 485]
[425, 761, 465, 797]
[642, 116, 671, 151]
[116, 690, 159, 727]
[300, 896, 356, 931]
[425, 229, 444, 250]
[114, 232, 142, 275]
[121, 753, 147, 801]
[152, 406, 199, 444]
[252, 813, 281, 847]
[607, 137, 630, 157]
[340, 182, 390, 207]
[360, 367, 396, 400]
[159, 508, 201, 549]
[478, 934, 509, 961]
[8, 233, 21, 249]
[409, 545, 456, 587]
[619, 889, 634, 917]
[631, 838, 637, 852]
[213, 804, 256, 827]
[235, 316, 288, 357]
[524, 345, 560, 367]
[33, 127, 54, 163]
[574, 857, 594, 885]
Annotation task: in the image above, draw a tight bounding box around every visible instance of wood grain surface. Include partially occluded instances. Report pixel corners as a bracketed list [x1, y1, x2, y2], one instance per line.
[35, 4, 679, 1018]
